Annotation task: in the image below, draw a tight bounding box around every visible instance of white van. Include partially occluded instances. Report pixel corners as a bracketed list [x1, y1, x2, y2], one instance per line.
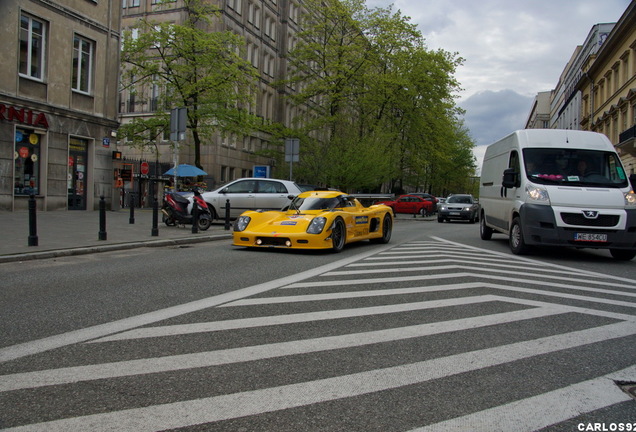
[479, 129, 636, 260]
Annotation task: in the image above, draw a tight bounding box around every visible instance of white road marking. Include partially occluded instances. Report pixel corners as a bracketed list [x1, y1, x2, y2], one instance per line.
[282, 272, 636, 300]
[0, 304, 562, 392]
[5, 322, 636, 432]
[410, 366, 636, 432]
[0, 243, 395, 363]
[90, 295, 503, 343]
[323, 264, 630, 290]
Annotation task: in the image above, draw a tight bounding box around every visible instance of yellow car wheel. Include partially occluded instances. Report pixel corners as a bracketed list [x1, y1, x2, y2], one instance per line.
[331, 218, 346, 252]
[371, 213, 392, 244]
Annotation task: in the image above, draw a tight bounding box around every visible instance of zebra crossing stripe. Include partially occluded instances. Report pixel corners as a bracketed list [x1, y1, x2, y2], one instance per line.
[91, 295, 503, 343]
[0, 243, 396, 363]
[409, 366, 636, 432]
[0, 304, 561, 392]
[5, 322, 636, 432]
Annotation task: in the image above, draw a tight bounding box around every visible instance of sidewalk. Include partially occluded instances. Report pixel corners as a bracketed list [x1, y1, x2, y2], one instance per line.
[0, 209, 232, 263]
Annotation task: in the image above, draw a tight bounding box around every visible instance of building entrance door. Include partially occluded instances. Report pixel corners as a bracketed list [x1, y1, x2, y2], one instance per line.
[68, 138, 88, 210]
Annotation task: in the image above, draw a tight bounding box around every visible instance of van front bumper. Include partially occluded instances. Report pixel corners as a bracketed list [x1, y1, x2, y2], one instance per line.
[519, 204, 636, 250]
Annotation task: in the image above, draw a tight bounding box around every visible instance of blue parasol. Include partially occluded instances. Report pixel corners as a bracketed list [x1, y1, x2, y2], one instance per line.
[163, 164, 207, 177]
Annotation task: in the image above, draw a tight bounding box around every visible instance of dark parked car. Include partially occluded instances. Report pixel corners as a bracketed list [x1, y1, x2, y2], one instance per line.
[438, 194, 480, 223]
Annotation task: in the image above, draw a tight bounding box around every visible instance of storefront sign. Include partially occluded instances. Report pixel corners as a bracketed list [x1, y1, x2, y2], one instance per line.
[0, 103, 49, 129]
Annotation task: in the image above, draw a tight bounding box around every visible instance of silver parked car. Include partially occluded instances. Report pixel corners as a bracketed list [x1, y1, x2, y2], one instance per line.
[201, 178, 304, 219]
[437, 194, 480, 223]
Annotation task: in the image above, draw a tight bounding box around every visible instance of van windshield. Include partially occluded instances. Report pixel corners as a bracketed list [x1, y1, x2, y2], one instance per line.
[522, 148, 628, 188]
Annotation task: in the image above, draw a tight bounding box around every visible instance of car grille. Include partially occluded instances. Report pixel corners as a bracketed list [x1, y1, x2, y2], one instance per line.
[560, 213, 619, 227]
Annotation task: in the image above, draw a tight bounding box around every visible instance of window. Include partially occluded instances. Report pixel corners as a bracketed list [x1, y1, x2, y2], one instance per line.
[14, 129, 42, 196]
[19, 13, 46, 80]
[228, 0, 242, 12]
[248, 2, 260, 26]
[72, 35, 94, 93]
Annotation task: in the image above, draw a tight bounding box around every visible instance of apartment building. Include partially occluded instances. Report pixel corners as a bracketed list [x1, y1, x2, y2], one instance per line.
[0, 0, 122, 211]
[577, 1, 636, 173]
[550, 23, 615, 131]
[119, 0, 303, 193]
[524, 91, 552, 129]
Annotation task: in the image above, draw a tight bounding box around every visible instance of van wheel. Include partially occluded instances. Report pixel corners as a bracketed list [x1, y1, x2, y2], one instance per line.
[609, 249, 636, 261]
[479, 214, 492, 240]
[509, 217, 530, 255]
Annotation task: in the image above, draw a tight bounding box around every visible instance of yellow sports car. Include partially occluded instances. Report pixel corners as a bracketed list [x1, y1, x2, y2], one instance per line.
[233, 190, 393, 252]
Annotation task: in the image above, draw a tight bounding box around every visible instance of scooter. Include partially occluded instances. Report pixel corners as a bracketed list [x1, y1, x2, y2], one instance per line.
[162, 188, 212, 231]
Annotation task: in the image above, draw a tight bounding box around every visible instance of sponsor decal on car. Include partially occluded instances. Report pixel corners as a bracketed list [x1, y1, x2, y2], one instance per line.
[355, 216, 369, 224]
[280, 221, 298, 225]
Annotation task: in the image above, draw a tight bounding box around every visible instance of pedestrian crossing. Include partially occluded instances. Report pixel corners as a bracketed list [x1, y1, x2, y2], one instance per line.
[1, 239, 635, 431]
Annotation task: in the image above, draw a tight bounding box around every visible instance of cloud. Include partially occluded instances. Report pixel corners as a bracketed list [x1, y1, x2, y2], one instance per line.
[460, 89, 533, 146]
[367, 0, 630, 98]
[459, 90, 534, 172]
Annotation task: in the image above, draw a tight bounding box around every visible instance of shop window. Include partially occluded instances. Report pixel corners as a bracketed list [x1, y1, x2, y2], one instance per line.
[14, 129, 41, 196]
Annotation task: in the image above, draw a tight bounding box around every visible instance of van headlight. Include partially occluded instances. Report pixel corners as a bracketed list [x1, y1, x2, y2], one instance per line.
[234, 215, 251, 231]
[526, 184, 550, 203]
[307, 217, 327, 234]
[625, 192, 636, 207]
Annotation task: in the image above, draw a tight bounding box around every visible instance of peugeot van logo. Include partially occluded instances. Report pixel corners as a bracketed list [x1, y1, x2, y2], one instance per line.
[582, 210, 599, 219]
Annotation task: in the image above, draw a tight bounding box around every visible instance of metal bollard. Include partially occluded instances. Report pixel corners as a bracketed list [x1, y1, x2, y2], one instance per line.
[28, 194, 38, 246]
[151, 197, 159, 236]
[191, 199, 199, 234]
[98, 196, 107, 240]
[129, 192, 135, 224]
[224, 199, 231, 230]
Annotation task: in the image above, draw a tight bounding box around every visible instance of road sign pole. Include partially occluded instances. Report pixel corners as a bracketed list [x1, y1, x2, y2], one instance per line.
[170, 107, 187, 191]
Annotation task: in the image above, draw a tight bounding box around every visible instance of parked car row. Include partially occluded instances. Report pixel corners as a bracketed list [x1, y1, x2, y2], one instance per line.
[178, 177, 478, 224]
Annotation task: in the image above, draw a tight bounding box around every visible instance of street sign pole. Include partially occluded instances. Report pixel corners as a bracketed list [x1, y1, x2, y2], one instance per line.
[170, 107, 187, 190]
[285, 138, 300, 181]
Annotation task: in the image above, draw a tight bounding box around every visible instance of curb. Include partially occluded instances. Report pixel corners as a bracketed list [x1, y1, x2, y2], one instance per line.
[0, 233, 232, 263]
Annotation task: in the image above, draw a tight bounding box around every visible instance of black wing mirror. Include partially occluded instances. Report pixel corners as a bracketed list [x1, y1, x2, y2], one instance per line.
[502, 168, 520, 189]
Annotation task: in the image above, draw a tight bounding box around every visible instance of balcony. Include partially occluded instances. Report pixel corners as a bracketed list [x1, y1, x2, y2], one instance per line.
[617, 125, 636, 157]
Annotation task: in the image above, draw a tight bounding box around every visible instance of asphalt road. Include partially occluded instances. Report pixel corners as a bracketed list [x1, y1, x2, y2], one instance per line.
[1, 217, 635, 431]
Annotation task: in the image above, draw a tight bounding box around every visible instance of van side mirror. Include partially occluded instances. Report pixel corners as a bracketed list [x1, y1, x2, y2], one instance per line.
[502, 168, 519, 189]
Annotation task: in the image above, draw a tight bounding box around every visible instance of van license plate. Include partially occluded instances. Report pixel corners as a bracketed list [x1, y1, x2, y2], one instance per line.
[574, 233, 608, 242]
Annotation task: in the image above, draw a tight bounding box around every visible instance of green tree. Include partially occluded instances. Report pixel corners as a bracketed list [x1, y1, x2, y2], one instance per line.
[283, 0, 473, 193]
[119, 0, 259, 169]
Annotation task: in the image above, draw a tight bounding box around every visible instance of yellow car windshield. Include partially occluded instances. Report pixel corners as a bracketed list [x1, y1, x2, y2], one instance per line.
[289, 197, 341, 211]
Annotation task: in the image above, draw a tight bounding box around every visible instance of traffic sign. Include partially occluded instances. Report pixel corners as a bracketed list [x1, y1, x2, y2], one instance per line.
[140, 161, 150, 175]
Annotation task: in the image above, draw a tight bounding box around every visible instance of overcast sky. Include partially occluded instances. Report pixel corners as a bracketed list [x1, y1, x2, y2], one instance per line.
[364, 0, 631, 168]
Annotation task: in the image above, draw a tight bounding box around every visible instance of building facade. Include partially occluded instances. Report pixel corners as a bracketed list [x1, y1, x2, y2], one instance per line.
[550, 23, 615, 131]
[576, 1, 636, 174]
[119, 0, 303, 193]
[0, 0, 122, 211]
[524, 91, 552, 129]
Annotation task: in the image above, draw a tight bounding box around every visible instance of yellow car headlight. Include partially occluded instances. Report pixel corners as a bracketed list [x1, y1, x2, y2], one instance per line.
[234, 215, 251, 232]
[307, 217, 327, 234]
